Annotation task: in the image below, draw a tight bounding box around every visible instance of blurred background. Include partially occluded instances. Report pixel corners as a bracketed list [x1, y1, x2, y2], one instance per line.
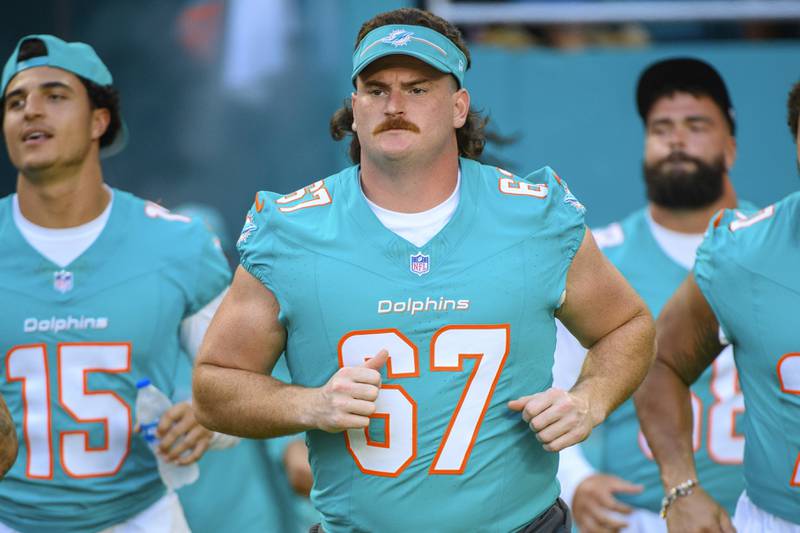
[2, 0, 799, 256]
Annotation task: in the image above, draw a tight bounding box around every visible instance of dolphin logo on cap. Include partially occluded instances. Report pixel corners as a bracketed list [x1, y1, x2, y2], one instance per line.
[382, 29, 415, 47]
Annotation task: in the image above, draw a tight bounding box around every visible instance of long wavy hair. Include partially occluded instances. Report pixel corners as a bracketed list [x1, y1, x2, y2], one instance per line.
[788, 81, 800, 141]
[330, 8, 488, 164]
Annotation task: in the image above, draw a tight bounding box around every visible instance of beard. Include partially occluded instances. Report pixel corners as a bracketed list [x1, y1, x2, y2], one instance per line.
[643, 152, 725, 209]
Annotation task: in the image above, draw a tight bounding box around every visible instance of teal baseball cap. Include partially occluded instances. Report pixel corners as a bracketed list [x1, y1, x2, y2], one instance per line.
[1, 34, 128, 158]
[352, 25, 468, 88]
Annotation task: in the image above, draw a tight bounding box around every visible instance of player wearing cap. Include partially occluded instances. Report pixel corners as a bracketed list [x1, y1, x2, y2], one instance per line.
[554, 57, 747, 533]
[636, 82, 800, 532]
[193, 7, 655, 532]
[0, 35, 230, 531]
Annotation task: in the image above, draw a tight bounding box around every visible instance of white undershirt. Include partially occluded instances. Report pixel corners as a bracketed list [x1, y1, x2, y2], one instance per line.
[12, 190, 235, 450]
[645, 209, 705, 270]
[13, 189, 113, 268]
[362, 171, 461, 248]
[11, 190, 223, 361]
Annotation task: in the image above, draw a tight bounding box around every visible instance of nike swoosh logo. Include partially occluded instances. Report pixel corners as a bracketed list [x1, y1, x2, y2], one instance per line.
[254, 192, 264, 212]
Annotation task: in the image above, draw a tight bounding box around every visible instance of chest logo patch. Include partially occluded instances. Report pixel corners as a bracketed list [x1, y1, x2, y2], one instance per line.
[53, 269, 74, 293]
[409, 252, 430, 276]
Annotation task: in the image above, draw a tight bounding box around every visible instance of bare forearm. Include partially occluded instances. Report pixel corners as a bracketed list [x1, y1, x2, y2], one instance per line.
[571, 311, 655, 425]
[634, 359, 697, 489]
[0, 395, 18, 477]
[193, 363, 319, 438]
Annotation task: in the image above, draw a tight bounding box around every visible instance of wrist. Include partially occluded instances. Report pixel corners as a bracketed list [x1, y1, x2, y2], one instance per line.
[300, 386, 325, 431]
[570, 386, 606, 427]
[660, 465, 699, 492]
[660, 478, 698, 519]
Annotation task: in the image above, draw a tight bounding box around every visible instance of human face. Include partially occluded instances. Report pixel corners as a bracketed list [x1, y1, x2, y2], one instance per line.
[643, 92, 736, 208]
[351, 55, 469, 165]
[2, 66, 108, 177]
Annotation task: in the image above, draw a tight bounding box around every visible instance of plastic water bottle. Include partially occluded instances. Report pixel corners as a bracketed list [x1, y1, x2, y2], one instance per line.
[135, 378, 199, 490]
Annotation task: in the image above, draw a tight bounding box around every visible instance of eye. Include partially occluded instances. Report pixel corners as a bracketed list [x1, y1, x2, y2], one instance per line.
[6, 98, 24, 110]
[410, 87, 426, 95]
[367, 87, 386, 97]
[650, 125, 668, 136]
[48, 93, 66, 101]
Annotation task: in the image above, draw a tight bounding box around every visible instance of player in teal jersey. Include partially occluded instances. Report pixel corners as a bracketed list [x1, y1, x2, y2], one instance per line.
[555, 58, 746, 532]
[0, 394, 15, 478]
[636, 81, 800, 532]
[194, 8, 656, 533]
[0, 35, 230, 531]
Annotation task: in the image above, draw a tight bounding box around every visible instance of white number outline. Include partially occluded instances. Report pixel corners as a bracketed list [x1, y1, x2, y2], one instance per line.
[339, 329, 418, 477]
[6, 344, 54, 479]
[276, 180, 332, 213]
[777, 352, 800, 487]
[729, 205, 775, 232]
[338, 325, 510, 477]
[6, 343, 133, 479]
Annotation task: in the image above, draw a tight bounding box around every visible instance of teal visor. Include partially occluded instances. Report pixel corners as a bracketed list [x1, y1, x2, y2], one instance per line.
[352, 25, 467, 88]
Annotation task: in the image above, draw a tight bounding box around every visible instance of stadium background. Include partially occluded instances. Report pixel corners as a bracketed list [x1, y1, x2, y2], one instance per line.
[2, 0, 798, 255]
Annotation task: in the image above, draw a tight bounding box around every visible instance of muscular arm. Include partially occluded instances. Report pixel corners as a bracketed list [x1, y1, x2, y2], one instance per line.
[193, 266, 384, 438]
[556, 228, 656, 433]
[0, 393, 18, 478]
[633, 273, 732, 532]
[193, 266, 302, 437]
[634, 273, 724, 488]
[509, 229, 655, 451]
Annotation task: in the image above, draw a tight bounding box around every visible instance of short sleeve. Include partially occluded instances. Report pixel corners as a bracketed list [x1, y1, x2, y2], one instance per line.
[537, 167, 586, 262]
[694, 209, 738, 345]
[521, 166, 587, 308]
[182, 222, 231, 317]
[235, 192, 289, 323]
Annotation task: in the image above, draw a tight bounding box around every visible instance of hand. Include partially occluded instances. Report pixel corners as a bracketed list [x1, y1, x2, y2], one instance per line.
[507, 388, 596, 451]
[156, 402, 213, 465]
[283, 439, 313, 496]
[313, 349, 388, 433]
[573, 474, 644, 532]
[664, 486, 735, 533]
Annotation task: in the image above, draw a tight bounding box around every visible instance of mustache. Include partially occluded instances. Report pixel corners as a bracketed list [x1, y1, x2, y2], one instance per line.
[373, 117, 420, 134]
[659, 151, 700, 165]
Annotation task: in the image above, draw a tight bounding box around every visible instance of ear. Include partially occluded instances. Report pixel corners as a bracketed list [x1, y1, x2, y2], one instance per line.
[723, 134, 737, 171]
[91, 107, 110, 143]
[350, 92, 358, 132]
[452, 88, 470, 129]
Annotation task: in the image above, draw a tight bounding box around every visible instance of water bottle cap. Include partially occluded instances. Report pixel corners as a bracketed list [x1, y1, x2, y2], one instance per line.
[136, 378, 151, 389]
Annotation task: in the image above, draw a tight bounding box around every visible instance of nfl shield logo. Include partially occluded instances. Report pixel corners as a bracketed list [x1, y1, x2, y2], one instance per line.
[53, 270, 73, 293]
[409, 252, 430, 276]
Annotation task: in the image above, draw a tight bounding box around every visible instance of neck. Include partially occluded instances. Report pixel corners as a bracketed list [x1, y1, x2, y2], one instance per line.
[648, 176, 738, 234]
[360, 146, 460, 213]
[16, 156, 109, 228]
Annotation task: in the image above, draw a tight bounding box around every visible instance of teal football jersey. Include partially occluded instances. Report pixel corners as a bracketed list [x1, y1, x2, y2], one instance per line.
[0, 190, 229, 532]
[237, 159, 586, 533]
[590, 209, 745, 514]
[695, 191, 800, 524]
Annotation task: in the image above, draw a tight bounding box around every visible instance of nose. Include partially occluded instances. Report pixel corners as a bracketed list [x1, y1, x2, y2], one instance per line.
[23, 93, 45, 120]
[384, 90, 405, 116]
[667, 126, 688, 150]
